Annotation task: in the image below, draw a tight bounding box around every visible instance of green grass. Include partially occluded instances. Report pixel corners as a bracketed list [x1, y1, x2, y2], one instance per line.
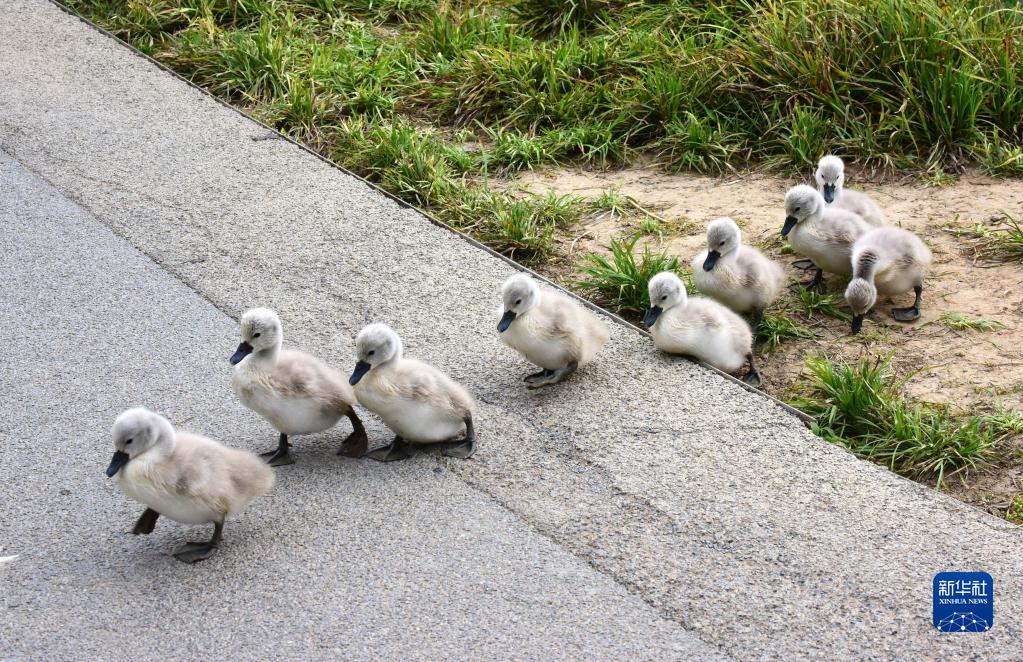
[575, 234, 691, 318]
[590, 186, 629, 217]
[789, 355, 1019, 487]
[945, 213, 1023, 263]
[756, 313, 814, 351]
[794, 289, 852, 322]
[1008, 494, 1023, 525]
[940, 313, 1006, 332]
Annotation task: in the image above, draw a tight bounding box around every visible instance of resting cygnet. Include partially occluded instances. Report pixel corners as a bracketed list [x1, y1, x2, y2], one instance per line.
[845, 227, 932, 333]
[497, 273, 610, 387]
[692, 217, 784, 326]
[349, 323, 476, 462]
[644, 272, 762, 386]
[231, 308, 367, 466]
[782, 185, 872, 291]
[105, 408, 273, 564]
[816, 155, 886, 226]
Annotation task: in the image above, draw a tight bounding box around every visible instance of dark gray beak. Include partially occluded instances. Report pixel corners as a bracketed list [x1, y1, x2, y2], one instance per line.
[644, 306, 663, 328]
[230, 341, 253, 365]
[497, 310, 517, 333]
[349, 360, 371, 386]
[703, 250, 720, 272]
[781, 216, 798, 237]
[106, 450, 129, 477]
[851, 315, 864, 334]
[823, 184, 836, 203]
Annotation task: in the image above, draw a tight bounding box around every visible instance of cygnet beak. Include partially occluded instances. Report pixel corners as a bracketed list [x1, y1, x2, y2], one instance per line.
[349, 360, 371, 386]
[497, 310, 517, 333]
[230, 341, 253, 365]
[105, 450, 129, 477]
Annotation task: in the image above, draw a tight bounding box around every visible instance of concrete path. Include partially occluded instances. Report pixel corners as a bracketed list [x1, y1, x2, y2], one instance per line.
[0, 0, 1020, 658]
[0, 152, 719, 659]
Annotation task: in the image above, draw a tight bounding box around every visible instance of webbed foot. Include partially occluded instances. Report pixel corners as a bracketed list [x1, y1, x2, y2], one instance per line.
[442, 416, 476, 459]
[791, 259, 816, 271]
[891, 285, 923, 322]
[260, 447, 295, 467]
[337, 429, 368, 458]
[261, 433, 295, 466]
[788, 268, 825, 294]
[524, 369, 554, 384]
[367, 436, 413, 463]
[173, 523, 222, 564]
[891, 306, 920, 322]
[742, 353, 763, 388]
[173, 541, 218, 564]
[525, 362, 578, 389]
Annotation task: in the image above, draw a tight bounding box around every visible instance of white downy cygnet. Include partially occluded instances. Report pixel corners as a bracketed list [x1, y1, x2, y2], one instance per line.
[692, 217, 784, 326]
[349, 323, 476, 462]
[231, 307, 366, 466]
[105, 407, 274, 564]
[845, 226, 932, 333]
[497, 273, 610, 388]
[816, 155, 886, 226]
[644, 272, 761, 386]
[782, 185, 873, 291]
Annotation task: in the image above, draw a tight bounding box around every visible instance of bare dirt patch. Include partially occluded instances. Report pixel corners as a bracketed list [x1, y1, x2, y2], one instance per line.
[504, 164, 1023, 513]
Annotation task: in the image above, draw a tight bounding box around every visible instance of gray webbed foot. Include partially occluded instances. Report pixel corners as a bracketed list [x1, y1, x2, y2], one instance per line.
[442, 416, 476, 460]
[742, 353, 763, 388]
[337, 429, 368, 458]
[525, 362, 578, 389]
[791, 259, 816, 271]
[261, 433, 295, 467]
[524, 369, 553, 384]
[367, 436, 413, 463]
[173, 523, 222, 564]
[789, 268, 824, 294]
[891, 285, 923, 322]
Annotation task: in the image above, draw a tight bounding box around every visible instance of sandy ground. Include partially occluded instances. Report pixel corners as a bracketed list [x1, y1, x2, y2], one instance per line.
[506, 164, 1023, 514]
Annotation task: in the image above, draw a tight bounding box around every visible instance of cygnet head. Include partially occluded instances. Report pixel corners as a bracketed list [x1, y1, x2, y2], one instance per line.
[844, 278, 876, 334]
[815, 155, 845, 204]
[498, 273, 541, 332]
[105, 407, 174, 477]
[231, 307, 283, 365]
[644, 271, 687, 328]
[349, 323, 403, 385]
[782, 185, 825, 237]
[702, 217, 742, 271]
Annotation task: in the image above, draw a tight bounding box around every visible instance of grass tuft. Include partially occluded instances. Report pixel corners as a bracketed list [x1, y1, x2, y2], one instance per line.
[789, 355, 1015, 487]
[940, 313, 1006, 332]
[795, 289, 851, 322]
[756, 313, 814, 351]
[575, 234, 690, 318]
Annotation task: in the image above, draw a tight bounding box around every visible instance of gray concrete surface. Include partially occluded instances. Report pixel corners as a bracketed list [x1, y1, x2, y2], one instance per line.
[0, 152, 722, 659]
[0, 0, 1020, 658]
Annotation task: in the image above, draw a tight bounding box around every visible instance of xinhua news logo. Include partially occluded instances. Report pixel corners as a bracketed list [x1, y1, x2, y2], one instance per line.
[933, 572, 994, 633]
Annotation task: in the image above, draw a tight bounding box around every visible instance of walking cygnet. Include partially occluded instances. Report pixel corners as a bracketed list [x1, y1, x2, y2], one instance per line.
[349, 323, 476, 462]
[816, 155, 886, 226]
[105, 408, 274, 564]
[644, 272, 762, 386]
[845, 227, 932, 333]
[782, 185, 872, 291]
[231, 308, 367, 466]
[497, 273, 610, 388]
[692, 217, 784, 326]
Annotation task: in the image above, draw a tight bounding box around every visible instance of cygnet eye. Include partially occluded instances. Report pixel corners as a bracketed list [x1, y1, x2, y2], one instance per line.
[253, 332, 261, 338]
[515, 299, 521, 305]
[718, 240, 726, 246]
[660, 295, 667, 301]
[125, 438, 133, 445]
[794, 206, 801, 212]
[368, 350, 375, 356]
